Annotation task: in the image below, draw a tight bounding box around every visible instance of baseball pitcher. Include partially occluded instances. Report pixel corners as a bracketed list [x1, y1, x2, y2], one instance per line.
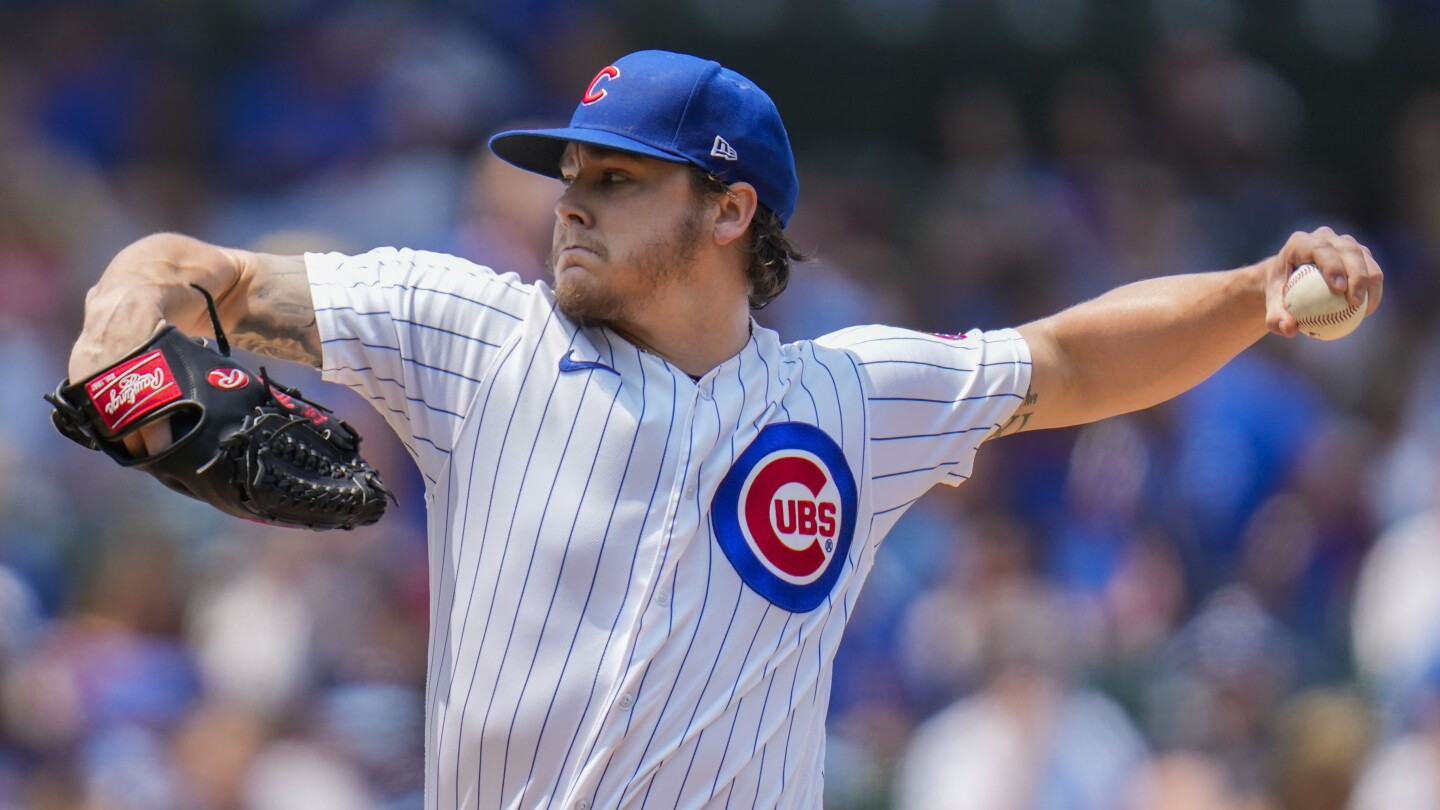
[56, 50, 1383, 809]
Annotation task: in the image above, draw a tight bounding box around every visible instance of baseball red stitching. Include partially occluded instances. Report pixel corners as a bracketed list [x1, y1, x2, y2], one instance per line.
[1287, 264, 1361, 329]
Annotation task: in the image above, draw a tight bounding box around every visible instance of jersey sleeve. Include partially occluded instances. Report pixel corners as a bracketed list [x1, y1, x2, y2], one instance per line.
[818, 325, 1031, 510]
[305, 247, 533, 484]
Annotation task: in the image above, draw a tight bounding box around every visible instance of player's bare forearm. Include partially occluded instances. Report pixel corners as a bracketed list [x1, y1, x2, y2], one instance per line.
[70, 234, 319, 381]
[1014, 264, 1267, 431]
[226, 254, 322, 367]
[1006, 227, 1384, 434]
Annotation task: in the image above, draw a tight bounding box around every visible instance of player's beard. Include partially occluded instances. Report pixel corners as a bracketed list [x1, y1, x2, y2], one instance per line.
[550, 201, 707, 329]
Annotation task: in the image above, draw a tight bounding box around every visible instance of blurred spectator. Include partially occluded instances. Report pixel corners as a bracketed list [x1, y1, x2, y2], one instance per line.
[1349, 651, 1440, 810]
[170, 702, 268, 810]
[1144, 35, 1313, 267]
[893, 581, 1148, 810]
[1143, 586, 1298, 802]
[1266, 689, 1372, 810]
[187, 536, 319, 722]
[1121, 753, 1256, 810]
[1351, 502, 1440, 727]
[215, 12, 385, 192]
[1165, 354, 1330, 587]
[242, 739, 378, 810]
[1380, 90, 1440, 323]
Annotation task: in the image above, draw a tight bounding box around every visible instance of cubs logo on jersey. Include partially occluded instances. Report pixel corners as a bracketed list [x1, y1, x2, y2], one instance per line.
[712, 422, 857, 612]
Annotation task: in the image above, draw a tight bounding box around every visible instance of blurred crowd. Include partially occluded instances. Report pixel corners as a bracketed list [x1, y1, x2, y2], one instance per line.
[3, 1, 1440, 808]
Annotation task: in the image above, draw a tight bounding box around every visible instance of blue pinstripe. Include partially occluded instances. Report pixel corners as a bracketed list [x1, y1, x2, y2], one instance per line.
[543, 343, 664, 790]
[840, 332, 1026, 349]
[318, 310, 502, 348]
[436, 309, 561, 809]
[330, 348, 486, 384]
[732, 613, 794, 809]
[584, 373, 692, 803]
[874, 496, 921, 517]
[874, 425, 994, 442]
[356, 383, 468, 422]
[668, 390, 748, 803]
[868, 392, 1023, 404]
[424, 331, 530, 804]
[499, 361, 622, 801]
[459, 328, 578, 805]
[855, 358, 976, 371]
[313, 278, 526, 321]
[630, 397, 723, 808]
[708, 603, 774, 799]
[874, 460, 966, 480]
[777, 621, 809, 794]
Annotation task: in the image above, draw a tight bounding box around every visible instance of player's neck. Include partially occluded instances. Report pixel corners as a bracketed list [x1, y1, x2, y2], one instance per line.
[614, 287, 752, 378]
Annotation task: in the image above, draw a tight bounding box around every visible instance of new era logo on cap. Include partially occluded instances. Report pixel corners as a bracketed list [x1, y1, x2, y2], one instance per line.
[488, 50, 799, 225]
[711, 136, 738, 161]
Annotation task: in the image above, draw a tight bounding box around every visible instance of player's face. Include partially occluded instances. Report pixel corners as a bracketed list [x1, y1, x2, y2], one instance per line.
[549, 144, 711, 327]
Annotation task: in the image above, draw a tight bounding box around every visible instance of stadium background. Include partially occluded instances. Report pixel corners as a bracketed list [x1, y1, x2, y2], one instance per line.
[2, 0, 1440, 807]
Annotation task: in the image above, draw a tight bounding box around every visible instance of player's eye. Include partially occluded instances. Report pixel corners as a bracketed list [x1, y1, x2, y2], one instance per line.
[602, 171, 629, 184]
[559, 175, 576, 187]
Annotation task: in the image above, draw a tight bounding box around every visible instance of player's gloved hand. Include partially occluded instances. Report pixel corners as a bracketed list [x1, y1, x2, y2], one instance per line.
[1264, 226, 1384, 337]
[47, 286, 394, 530]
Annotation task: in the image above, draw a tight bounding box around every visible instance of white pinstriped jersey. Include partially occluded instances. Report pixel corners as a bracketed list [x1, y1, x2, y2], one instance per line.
[306, 247, 1031, 810]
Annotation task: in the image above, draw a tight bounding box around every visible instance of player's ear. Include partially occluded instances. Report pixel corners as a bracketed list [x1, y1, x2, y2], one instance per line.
[713, 182, 758, 247]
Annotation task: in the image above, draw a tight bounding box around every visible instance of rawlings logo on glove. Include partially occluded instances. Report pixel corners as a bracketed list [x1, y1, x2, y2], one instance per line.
[46, 287, 394, 531]
[90, 350, 180, 429]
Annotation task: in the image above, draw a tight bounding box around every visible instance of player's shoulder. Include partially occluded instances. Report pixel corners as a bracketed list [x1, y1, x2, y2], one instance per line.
[306, 246, 535, 293]
[407, 248, 531, 287]
[814, 324, 1027, 361]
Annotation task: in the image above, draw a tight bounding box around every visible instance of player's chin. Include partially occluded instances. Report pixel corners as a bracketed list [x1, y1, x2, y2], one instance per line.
[552, 262, 594, 300]
[554, 274, 623, 327]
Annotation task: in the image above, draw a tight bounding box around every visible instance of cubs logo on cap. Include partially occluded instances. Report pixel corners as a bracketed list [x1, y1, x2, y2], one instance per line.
[581, 65, 619, 105]
[712, 422, 857, 612]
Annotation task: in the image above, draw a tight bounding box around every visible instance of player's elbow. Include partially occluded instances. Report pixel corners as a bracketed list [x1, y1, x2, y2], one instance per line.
[1014, 319, 1087, 431]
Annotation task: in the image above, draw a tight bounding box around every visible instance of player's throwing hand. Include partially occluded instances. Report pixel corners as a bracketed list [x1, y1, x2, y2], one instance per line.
[1265, 226, 1384, 338]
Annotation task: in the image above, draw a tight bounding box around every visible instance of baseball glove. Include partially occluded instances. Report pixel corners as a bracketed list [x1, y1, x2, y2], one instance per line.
[46, 287, 393, 530]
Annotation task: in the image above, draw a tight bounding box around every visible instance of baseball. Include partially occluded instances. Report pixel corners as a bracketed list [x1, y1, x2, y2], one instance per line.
[1283, 263, 1367, 340]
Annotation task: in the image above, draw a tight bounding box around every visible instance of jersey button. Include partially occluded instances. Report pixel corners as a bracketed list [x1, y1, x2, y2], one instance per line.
[617, 692, 635, 710]
[655, 588, 670, 606]
[683, 484, 696, 500]
[574, 800, 591, 810]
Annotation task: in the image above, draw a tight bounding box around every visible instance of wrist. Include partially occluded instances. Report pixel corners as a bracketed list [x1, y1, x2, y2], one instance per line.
[1235, 260, 1274, 338]
[72, 286, 168, 381]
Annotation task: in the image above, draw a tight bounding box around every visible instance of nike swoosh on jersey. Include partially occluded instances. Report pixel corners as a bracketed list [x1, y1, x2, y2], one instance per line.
[558, 349, 619, 375]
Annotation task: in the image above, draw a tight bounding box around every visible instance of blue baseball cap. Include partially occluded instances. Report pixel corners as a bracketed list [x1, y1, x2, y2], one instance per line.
[489, 50, 798, 226]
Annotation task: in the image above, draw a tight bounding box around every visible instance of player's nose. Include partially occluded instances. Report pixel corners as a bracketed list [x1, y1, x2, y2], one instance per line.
[555, 189, 592, 228]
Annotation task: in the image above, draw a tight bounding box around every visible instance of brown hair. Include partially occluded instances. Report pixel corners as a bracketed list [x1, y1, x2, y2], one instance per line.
[690, 167, 812, 309]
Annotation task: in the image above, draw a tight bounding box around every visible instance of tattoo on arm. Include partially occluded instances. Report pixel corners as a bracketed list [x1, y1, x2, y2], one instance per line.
[228, 259, 323, 367]
[990, 390, 1039, 440]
